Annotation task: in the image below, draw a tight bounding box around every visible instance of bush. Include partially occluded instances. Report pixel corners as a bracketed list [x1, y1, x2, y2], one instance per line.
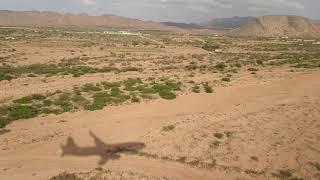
[13, 96, 33, 104]
[235, 63, 242, 68]
[131, 96, 140, 103]
[0, 72, 15, 81]
[203, 82, 213, 93]
[202, 42, 219, 51]
[14, 94, 46, 104]
[132, 41, 139, 46]
[43, 99, 53, 106]
[162, 125, 175, 131]
[84, 92, 110, 111]
[221, 77, 231, 82]
[152, 81, 181, 93]
[159, 90, 176, 100]
[214, 63, 226, 71]
[192, 85, 200, 93]
[0, 117, 8, 128]
[71, 95, 89, 106]
[32, 94, 46, 100]
[214, 133, 224, 139]
[8, 105, 38, 120]
[54, 94, 72, 112]
[81, 83, 102, 92]
[256, 60, 263, 65]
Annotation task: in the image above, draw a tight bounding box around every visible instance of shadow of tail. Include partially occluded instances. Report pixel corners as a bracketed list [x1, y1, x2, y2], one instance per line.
[60, 137, 78, 157]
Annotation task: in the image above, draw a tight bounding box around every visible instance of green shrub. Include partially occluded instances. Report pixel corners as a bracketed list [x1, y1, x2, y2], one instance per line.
[215, 63, 226, 71]
[203, 82, 213, 93]
[235, 63, 242, 68]
[41, 108, 61, 115]
[221, 77, 231, 82]
[192, 85, 200, 93]
[101, 82, 121, 89]
[110, 87, 122, 97]
[81, 83, 102, 92]
[131, 96, 140, 103]
[162, 124, 175, 131]
[185, 64, 198, 71]
[13, 96, 33, 104]
[256, 60, 263, 65]
[43, 99, 53, 106]
[71, 95, 89, 106]
[13, 94, 46, 104]
[214, 133, 224, 139]
[31, 94, 46, 100]
[85, 92, 110, 111]
[0, 72, 15, 81]
[202, 42, 219, 51]
[159, 90, 176, 100]
[165, 81, 181, 91]
[139, 87, 156, 94]
[132, 41, 139, 46]
[123, 78, 142, 91]
[8, 105, 38, 120]
[0, 117, 8, 128]
[152, 81, 181, 93]
[54, 93, 72, 112]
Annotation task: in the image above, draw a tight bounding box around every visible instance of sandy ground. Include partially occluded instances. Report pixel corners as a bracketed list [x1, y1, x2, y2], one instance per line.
[0, 70, 319, 180]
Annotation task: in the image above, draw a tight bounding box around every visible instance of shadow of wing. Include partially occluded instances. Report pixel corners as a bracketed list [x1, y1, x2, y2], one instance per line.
[90, 131, 107, 148]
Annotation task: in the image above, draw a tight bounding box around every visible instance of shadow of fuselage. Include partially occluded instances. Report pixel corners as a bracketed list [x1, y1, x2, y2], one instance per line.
[60, 131, 145, 165]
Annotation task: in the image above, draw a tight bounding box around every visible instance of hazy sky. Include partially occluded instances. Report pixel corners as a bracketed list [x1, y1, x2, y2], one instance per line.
[1, 0, 319, 22]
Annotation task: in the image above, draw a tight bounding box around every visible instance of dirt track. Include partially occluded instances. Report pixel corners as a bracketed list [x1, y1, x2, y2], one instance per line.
[0, 70, 319, 180]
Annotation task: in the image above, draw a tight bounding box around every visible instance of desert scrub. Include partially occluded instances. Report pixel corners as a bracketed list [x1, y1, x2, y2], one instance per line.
[84, 92, 110, 111]
[0, 78, 184, 127]
[214, 63, 226, 71]
[214, 133, 224, 139]
[131, 95, 140, 103]
[8, 105, 39, 120]
[159, 90, 176, 100]
[0, 63, 143, 81]
[53, 93, 73, 112]
[13, 94, 46, 104]
[152, 80, 181, 100]
[162, 124, 176, 131]
[221, 77, 231, 82]
[81, 83, 102, 92]
[203, 82, 213, 93]
[192, 85, 201, 93]
[0, 116, 8, 128]
[202, 42, 219, 51]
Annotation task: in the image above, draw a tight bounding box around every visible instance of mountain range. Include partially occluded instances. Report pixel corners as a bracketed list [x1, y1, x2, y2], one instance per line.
[0, 10, 319, 37]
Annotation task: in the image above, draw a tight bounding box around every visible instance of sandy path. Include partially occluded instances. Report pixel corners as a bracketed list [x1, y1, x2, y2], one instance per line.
[0, 71, 320, 179]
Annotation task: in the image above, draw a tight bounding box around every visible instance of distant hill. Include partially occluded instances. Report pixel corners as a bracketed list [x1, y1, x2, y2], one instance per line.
[229, 15, 320, 37]
[161, 22, 209, 29]
[201, 16, 256, 30]
[0, 10, 183, 31]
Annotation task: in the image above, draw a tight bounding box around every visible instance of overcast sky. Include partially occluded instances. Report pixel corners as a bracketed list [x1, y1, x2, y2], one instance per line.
[0, 0, 319, 22]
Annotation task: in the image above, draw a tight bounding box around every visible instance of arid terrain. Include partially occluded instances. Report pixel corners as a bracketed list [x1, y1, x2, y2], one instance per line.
[0, 27, 320, 180]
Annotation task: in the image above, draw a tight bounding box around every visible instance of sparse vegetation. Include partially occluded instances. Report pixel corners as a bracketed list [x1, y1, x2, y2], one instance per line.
[221, 77, 231, 82]
[214, 132, 224, 139]
[0, 78, 182, 128]
[162, 124, 176, 131]
[202, 42, 220, 51]
[203, 82, 213, 93]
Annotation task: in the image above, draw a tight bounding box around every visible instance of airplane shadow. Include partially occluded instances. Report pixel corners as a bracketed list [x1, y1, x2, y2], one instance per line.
[60, 131, 145, 165]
